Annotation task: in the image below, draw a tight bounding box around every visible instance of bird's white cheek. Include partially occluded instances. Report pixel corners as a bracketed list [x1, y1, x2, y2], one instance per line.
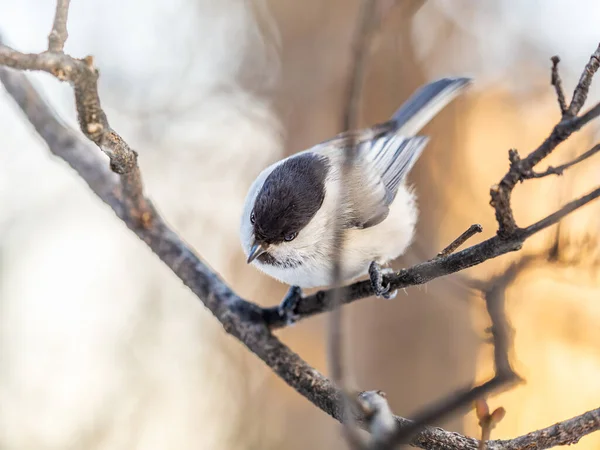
[239, 217, 254, 256]
[286, 234, 315, 253]
[265, 243, 290, 260]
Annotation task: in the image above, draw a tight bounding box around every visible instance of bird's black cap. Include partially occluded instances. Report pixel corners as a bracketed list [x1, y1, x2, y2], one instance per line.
[251, 152, 330, 244]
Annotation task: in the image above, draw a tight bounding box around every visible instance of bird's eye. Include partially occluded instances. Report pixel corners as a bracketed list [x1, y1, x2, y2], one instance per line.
[250, 211, 255, 224]
[284, 232, 297, 242]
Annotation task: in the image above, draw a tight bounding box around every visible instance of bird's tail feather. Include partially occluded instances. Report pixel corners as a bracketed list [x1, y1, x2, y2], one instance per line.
[391, 77, 472, 136]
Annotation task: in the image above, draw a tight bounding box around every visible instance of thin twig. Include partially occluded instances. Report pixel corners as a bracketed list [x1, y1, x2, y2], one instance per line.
[546, 136, 593, 261]
[526, 143, 600, 178]
[481, 427, 490, 450]
[568, 101, 600, 130]
[550, 56, 567, 116]
[329, 0, 379, 447]
[521, 186, 600, 238]
[341, 0, 378, 151]
[48, 0, 70, 52]
[437, 224, 483, 258]
[567, 43, 600, 117]
[475, 399, 506, 450]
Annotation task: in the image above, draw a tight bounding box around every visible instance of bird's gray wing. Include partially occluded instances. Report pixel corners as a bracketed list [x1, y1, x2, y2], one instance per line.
[344, 135, 429, 228]
[332, 77, 471, 229]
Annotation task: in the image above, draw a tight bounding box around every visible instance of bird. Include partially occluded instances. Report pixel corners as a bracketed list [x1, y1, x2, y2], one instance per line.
[239, 77, 471, 309]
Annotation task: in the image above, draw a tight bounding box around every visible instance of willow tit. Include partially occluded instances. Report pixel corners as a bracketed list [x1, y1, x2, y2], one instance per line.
[240, 77, 471, 299]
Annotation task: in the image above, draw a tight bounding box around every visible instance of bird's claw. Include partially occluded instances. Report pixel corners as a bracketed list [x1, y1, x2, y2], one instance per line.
[277, 285, 303, 325]
[369, 261, 397, 299]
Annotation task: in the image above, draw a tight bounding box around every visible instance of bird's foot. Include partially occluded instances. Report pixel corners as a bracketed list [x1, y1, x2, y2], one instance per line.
[277, 285, 303, 326]
[368, 261, 397, 299]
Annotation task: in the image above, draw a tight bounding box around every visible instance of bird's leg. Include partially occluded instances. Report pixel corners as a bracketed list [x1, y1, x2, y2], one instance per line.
[368, 261, 397, 299]
[277, 285, 303, 325]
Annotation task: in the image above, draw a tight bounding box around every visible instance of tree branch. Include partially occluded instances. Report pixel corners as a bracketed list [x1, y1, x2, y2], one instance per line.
[48, 0, 70, 52]
[567, 43, 600, 117]
[525, 143, 600, 178]
[550, 56, 567, 116]
[1, 4, 600, 449]
[568, 101, 600, 130]
[520, 186, 600, 238]
[0, 47, 136, 173]
[489, 43, 600, 237]
[437, 224, 483, 258]
[489, 407, 600, 450]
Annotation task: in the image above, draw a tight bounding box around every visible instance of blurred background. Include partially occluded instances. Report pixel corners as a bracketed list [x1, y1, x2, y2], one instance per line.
[1, 0, 600, 448]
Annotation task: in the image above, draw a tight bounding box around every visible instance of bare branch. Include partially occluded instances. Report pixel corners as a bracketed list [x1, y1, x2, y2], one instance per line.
[567, 43, 600, 117]
[568, 101, 600, 130]
[521, 186, 600, 238]
[0, 67, 117, 198]
[437, 224, 483, 258]
[526, 143, 600, 178]
[48, 0, 71, 52]
[342, 0, 378, 142]
[550, 56, 567, 116]
[0, 46, 138, 175]
[377, 405, 600, 450]
[489, 407, 600, 450]
[490, 44, 600, 237]
[482, 267, 518, 376]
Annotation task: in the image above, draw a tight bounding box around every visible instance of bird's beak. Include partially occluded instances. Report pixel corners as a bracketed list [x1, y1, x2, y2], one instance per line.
[247, 240, 269, 264]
